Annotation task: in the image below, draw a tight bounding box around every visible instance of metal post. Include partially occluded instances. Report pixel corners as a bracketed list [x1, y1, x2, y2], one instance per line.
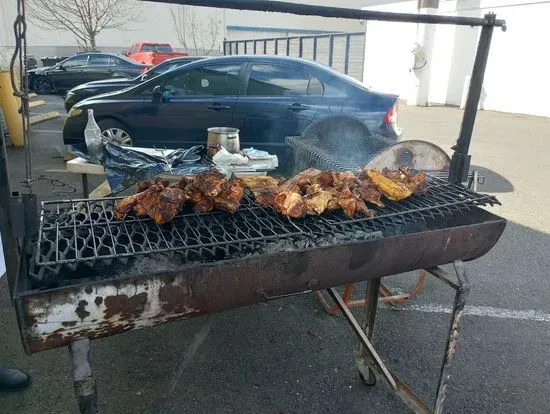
[298, 37, 303, 57]
[253, 40, 257, 54]
[235, 41, 239, 54]
[263, 39, 268, 54]
[0, 112, 19, 299]
[313, 36, 317, 60]
[449, 13, 497, 184]
[70, 338, 98, 414]
[433, 261, 470, 413]
[228, 42, 233, 55]
[328, 34, 335, 67]
[274, 38, 278, 54]
[344, 33, 351, 74]
[81, 174, 89, 198]
[356, 278, 381, 384]
[244, 41, 248, 54]
[286, 37, 290, 56]
[223, 41, 227, 55]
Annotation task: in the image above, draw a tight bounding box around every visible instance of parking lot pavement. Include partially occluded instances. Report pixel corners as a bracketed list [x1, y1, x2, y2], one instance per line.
[1, 101, 549, 413]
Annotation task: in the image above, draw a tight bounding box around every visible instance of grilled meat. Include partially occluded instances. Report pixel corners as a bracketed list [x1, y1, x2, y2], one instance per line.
[193, 170, 226, 197]
[213, 177, 244, 214]
[382, 167, 427, 194]
[115, 183, 163, 220]
[273, 191, 305, 218]
[139, 187, 187, 224]
[337, 185, 357, 217]
[303, 189, 333, 215]
[116, 167, 425, 223]
[193, 196, 215, 214]
[240, 176, 280, 208]
[354, 180, 385, 208]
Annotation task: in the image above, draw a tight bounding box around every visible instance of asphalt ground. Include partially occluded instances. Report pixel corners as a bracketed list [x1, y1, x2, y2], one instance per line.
[1, 95, 549, 413]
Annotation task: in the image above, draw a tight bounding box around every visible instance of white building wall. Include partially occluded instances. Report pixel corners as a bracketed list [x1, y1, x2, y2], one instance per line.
[363, 0, 550, 117]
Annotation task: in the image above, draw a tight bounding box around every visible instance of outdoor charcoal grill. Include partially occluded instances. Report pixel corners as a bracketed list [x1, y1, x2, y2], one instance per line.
[4, 0, 508, 413]
[13, 175, 506, 413]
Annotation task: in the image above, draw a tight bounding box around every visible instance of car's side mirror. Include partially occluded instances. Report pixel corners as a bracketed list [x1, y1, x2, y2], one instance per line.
[58, 64, 66, 71]
[141, 73, 149, 82]
[152, 85, 162, 104]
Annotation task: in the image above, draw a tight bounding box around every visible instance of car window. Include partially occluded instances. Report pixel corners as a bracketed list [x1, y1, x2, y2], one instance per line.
[62, 55, 88, 68]
[162, 64, 242, 98]
[141, 44, 172, 53]
[109, 56, 133, 67]
[88, 54, 111, 66]
[307, 76, 324, 96]
[149, 62, 181, 77]
[246, 64, 311, 96]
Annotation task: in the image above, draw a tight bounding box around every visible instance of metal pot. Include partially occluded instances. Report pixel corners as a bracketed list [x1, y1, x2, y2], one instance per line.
[207, 127, 240, 157]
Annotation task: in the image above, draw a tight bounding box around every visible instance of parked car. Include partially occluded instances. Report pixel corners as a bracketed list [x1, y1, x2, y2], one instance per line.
[64, 56, 206, 112]
[63, 55, 402, 165]
[25, 55, 38, 70]
[126, 42, 188, 66]
[28, 52, 149, 94]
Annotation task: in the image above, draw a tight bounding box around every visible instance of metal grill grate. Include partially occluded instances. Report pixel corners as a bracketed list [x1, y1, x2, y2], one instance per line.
[35, 194, 304, 269]
[34, 173, 498, 276]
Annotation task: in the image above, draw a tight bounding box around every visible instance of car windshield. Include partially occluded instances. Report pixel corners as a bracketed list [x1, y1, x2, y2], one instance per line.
[141, 44, 172, 53]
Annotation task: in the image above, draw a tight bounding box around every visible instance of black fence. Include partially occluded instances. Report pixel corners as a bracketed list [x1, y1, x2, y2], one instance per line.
[223, 31, 365, 80]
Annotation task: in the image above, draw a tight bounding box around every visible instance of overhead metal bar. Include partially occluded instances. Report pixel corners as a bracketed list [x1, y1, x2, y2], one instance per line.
[143, 0, 506, 28]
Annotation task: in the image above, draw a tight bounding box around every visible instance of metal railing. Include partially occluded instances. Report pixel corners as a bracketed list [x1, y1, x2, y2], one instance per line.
[223, 31, 365, 80]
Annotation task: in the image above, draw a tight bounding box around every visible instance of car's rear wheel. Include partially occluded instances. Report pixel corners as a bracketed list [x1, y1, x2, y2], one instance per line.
[98, 119, 133, 146]
[32, 76, 54, 94]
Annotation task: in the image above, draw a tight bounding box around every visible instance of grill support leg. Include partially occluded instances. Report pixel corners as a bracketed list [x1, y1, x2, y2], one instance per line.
[356, 278, 380, 385]
[327, 261, 470, 414]
[70, 338, 98, 414]
[81, 174, 90, 198]
[432, 261, 470, 414]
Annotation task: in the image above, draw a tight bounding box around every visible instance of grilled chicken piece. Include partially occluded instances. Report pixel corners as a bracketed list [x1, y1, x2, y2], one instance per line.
[273, 191, 305, 218]
[367, 169, 412, 201]
[337, 185, 357, 217]
[115, 183, 163, 220]
[240, 176, 280, 208]
[354, 180, 385, 208]
[278, 168, 321, 192]
[381, 168, 427, 194]
[354, 198, 375, 217]
[303, 189, 333, 215]
[213, 177, 244, 214]
[313, 171, 334, 188]
[332, 171, 360, 191]
[193, 196, 215, 214]
[170, 176, 194, 190]
[193, 170, 226, 197]
[137, 187, 187, 225]
[133, 179, 170, 216]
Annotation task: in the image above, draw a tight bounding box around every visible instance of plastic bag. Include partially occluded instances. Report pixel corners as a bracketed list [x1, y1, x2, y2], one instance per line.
[68, 143, 212, 193]
[212, 146, 249, 166]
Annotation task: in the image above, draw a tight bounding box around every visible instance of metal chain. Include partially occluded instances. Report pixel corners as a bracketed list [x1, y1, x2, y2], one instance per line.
[9, 0, 74, 196]
[9, 0, 32, 184]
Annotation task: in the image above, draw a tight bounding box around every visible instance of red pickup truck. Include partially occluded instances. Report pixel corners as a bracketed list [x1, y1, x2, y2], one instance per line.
[126, 42, 188, 66]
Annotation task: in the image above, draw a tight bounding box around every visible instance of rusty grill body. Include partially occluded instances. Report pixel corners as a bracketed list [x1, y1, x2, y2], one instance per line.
[17, 176, 504, 354]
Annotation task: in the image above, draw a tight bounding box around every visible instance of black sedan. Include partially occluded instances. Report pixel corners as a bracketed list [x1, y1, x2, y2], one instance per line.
[28, 52, 149, 95]
[64, 56, 206, 112]
[64, 55, 401, 164]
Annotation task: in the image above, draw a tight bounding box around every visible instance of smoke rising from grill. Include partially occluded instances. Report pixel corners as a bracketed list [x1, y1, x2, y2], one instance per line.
[293, 116, 395, 172]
